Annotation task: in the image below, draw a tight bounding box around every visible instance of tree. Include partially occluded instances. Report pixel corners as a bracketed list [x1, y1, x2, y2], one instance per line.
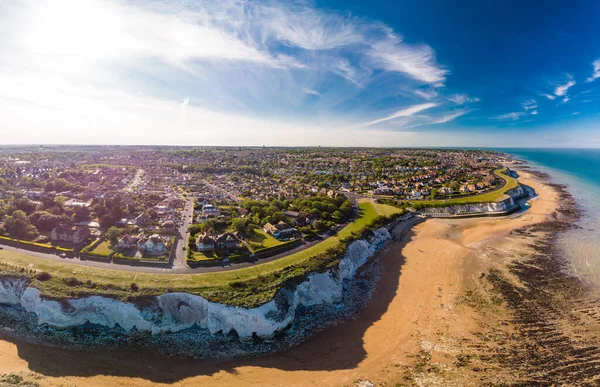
[99, 214, 116, 230]
[74, 206, 91, 221]
[4, 210, 38, 239]
[27, 211, 62, 231]
[231, 218, 247, 234]
[105, 226, 123, 246]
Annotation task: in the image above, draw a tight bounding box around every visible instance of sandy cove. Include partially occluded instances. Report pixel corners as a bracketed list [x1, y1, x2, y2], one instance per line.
[0, 170, 575, 386]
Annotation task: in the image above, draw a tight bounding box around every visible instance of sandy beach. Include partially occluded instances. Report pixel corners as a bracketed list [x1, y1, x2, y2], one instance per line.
[2, 169, 594, 386]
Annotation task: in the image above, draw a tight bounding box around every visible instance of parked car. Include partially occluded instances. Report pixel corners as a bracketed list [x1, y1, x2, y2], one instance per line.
[59, 253, 67, 258]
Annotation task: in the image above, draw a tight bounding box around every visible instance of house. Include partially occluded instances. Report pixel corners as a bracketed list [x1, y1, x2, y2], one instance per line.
[117, 234, 138, 250]
[195, 234, 215, 252]
[201, 204, 220, 217]
[439, 187, 454, 195]
[215, 232, 240, 249]
[135, 213, 151, 226]
[283, 210, 300, 218]
[50, 225, 91, 245]
[138, 234, 167, 256]
[264, 221, 297, 240]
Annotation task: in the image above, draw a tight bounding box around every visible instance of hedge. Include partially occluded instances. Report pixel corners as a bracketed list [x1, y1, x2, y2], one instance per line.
[253, 239, 302, 258]
[0, 236, 74, 252]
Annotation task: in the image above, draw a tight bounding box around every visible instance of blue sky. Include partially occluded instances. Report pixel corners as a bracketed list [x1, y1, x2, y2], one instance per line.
[1, 0, 600, 147]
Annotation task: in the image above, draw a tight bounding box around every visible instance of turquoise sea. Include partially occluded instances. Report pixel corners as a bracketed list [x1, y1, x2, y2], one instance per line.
[498, 148, 600, 285]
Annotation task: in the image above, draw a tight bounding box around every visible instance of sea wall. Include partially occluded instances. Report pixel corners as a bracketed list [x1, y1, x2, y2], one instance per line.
[420, 185, 529, 216]
[0, 228, 391, 342]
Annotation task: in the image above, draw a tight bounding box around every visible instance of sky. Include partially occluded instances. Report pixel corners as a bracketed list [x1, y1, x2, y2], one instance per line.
[1, 0, 600, 147]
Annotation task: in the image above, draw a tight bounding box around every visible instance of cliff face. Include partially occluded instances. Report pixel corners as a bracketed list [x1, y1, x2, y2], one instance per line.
[0, 228, 391, 342]
[420, 186, 529, 215]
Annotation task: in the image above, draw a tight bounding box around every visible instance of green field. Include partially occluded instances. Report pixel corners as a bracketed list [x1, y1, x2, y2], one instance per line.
[0, 202, 383, 307]
[407, 168, 519, 206]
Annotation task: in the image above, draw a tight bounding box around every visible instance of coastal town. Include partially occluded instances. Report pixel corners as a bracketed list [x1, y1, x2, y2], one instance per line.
[0, 146, 515, 270]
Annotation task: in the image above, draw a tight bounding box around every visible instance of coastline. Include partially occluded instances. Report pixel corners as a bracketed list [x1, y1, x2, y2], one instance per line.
[0, 167, 597, 385]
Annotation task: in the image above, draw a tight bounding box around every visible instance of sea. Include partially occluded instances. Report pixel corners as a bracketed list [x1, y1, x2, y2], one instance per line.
[498, 148, 600, 286]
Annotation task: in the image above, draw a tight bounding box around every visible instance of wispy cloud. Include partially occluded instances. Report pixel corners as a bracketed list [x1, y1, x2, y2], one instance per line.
[362, 103, 438, 127]
[542, 93, 556, 100]
[0, 0, 469, 144]
[493, 112, 526, 120]
[302, 88, 321, 96]
[586, 60, 600, 82]
[522, 100, 538, 110]
[554, 76, 576, 96]
[414, 89, 439, 100]
[448, 94, 479, 105]
[367, 33, 448, 84]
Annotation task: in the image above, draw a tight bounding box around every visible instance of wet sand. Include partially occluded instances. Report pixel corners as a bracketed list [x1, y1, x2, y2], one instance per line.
[0, 170, 582, 386]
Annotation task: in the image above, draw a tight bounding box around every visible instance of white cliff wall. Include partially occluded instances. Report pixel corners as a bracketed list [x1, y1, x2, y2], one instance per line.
[420, 186, 528, 215]
[0, 228, 391, 341]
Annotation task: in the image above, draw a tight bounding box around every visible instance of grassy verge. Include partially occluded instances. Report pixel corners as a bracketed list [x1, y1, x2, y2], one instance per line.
[0, 202, 391, 308]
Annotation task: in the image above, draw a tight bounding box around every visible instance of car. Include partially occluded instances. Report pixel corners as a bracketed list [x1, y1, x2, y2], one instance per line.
[59, 253, 67, 258]
[0, 246, 4, 250]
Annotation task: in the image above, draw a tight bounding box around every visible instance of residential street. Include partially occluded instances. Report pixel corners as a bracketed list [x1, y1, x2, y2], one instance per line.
[172, 196, 195, 269]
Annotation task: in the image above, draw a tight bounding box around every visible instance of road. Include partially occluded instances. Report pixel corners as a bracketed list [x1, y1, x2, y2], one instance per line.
[172, 196, 195, 269]
[124, 169, 144, 192]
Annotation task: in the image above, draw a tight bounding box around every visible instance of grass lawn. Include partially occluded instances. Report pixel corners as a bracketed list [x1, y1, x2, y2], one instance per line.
[407, 168, 519, 206]
[246, 228, 284, 249]
[0, 202, 382, 307]
[90, 241, 113, 255]
[369, 200, 406, 216]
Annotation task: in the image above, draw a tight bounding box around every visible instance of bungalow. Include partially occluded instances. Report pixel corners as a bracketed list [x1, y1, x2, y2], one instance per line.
[138, 234, 167, 256]
[196, 234, 215, 252]
[50, 225, 91, 245]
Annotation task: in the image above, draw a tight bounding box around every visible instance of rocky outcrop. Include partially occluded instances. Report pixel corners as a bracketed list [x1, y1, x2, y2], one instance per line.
[0, 228, 391, 342]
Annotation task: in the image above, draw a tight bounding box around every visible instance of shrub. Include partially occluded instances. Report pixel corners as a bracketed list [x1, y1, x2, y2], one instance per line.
[35, 271, 52, 281]
[64, 277, 83, 287]
[130, 283, 139, 292]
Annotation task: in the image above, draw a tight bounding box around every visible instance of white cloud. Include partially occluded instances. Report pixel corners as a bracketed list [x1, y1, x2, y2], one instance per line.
[261, 6, 363, 50]
[362, 103, 438, 127]
[542, 93, 556, 100]
[493, 112, 526, 120]
[302, 88, 321, 96]
[586, 60, 600, 82]
[562, 96, 570, 103]
[413, 110, 469, 127]
[0, 0, 470, 145]
[522, 100, 538, 110]
[530, 110, 538, 115]
[554, 77, 576, 96]
[414, 89, 439, 100]
[448, 94, 479, 105]
[367, 34, 447, 84]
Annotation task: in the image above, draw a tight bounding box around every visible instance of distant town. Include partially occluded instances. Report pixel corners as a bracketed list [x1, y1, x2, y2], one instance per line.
[0, 146, 511, 268]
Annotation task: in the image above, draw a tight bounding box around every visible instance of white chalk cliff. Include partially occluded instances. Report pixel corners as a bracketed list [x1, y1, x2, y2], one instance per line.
[0, 228, 391, 341]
